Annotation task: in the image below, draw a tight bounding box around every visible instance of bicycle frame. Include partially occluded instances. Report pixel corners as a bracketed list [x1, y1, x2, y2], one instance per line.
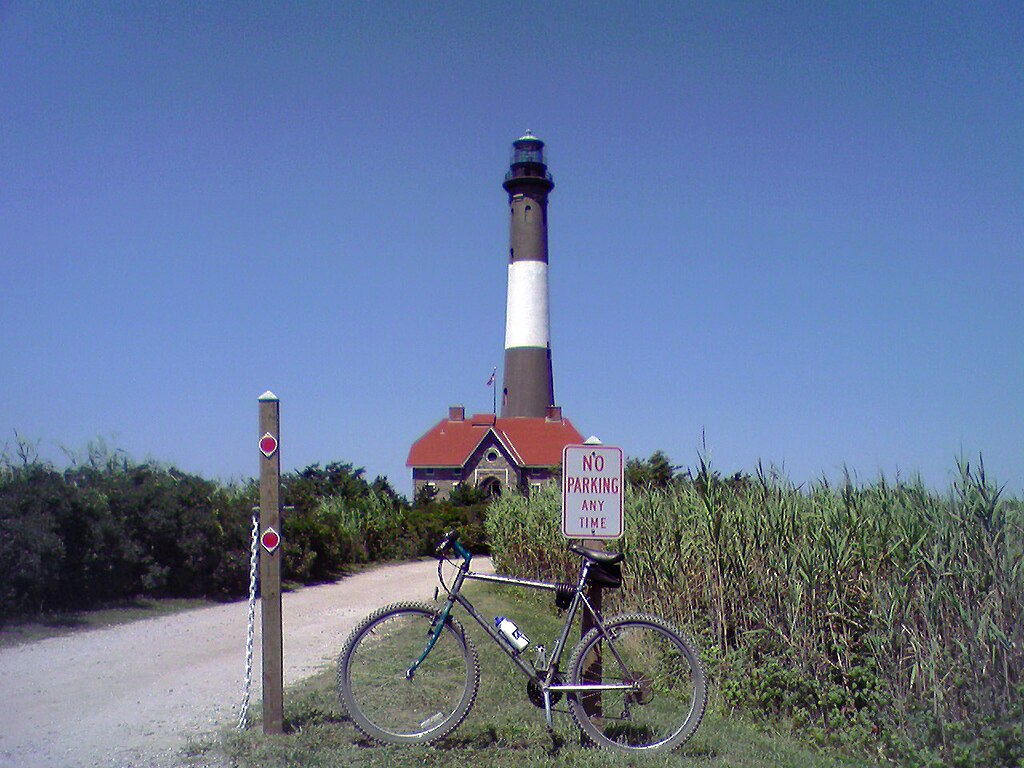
[409, 542, 637, 727]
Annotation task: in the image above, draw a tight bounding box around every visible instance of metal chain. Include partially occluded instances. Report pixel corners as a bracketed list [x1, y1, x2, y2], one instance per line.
[238, 509, 260, 730]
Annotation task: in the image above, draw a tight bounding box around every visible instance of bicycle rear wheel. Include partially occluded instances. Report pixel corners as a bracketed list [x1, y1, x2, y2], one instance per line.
[337, 601, 479, 745]
[566, 613, 706, 753]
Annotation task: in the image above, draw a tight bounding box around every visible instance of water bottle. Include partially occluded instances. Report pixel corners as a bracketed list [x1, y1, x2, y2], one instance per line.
[494, 616, 529, 652]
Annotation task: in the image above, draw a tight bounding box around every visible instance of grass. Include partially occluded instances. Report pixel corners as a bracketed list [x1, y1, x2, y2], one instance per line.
[207, 581, 875, 768]
[0, 597, 211, 648]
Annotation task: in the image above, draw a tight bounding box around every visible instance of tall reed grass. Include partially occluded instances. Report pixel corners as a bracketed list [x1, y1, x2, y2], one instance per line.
[485, 459, 1023, 766]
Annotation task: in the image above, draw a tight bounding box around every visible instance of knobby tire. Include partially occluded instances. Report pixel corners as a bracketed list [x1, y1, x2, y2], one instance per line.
[566, 613, 707, 753]
[337, 601, 479, 745]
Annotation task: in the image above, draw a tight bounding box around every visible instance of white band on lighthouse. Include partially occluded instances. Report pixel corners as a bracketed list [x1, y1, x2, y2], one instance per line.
[504, 261, 550, 349]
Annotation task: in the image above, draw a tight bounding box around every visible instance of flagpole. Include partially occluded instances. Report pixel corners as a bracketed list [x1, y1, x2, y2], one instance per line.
[487, 366, 497, 415]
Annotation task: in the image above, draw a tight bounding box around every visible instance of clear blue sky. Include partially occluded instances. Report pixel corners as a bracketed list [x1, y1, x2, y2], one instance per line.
[2, 3, 1021, 496]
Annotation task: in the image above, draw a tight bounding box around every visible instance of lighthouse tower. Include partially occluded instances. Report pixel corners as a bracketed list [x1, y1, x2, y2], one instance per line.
[501, 131, 555, 418]
[407, 132, 583, 500]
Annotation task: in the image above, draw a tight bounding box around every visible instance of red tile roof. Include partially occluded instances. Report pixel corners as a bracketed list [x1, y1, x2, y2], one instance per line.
[407, 413, 584, 468]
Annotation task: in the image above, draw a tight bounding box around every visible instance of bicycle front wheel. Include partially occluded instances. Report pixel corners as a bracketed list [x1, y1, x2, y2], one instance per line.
[566, 613, 707, 753]
[337, 601, 479, 745]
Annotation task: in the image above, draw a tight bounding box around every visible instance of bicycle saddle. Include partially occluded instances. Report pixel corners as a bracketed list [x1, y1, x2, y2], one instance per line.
[569, 544, 624, 565]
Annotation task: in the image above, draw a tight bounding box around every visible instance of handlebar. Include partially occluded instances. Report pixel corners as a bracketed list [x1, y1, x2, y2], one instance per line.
[435, 530, 456, 555]
[435, 530, 471, 562]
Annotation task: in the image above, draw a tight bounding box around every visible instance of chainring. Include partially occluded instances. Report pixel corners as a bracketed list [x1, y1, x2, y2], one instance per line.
[527, 672, 564, 708]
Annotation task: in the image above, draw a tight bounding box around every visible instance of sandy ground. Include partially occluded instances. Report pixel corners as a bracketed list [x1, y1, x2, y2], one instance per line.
[0, 557, 492, 768]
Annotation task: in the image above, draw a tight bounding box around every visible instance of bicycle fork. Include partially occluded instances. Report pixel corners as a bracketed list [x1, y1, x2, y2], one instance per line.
[408, 547, 472, 679]
[406, 599, 455, 679]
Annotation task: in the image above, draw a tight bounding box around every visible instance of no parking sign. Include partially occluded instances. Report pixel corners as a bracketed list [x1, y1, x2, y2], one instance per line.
[561, 444, 624, 539]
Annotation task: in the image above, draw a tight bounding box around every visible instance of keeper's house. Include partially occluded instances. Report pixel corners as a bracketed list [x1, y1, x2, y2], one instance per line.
[407, 405, 583, 500]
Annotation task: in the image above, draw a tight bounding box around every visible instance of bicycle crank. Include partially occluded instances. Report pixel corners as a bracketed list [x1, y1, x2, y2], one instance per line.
[527, 673, 563, 708]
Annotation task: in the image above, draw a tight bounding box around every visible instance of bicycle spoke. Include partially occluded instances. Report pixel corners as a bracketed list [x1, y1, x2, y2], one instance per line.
[568, 615, 707, 752]
[337, 602, 479, 744]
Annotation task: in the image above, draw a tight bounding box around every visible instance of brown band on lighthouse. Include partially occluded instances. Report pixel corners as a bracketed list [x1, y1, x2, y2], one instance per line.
[502, 346, 555, 418]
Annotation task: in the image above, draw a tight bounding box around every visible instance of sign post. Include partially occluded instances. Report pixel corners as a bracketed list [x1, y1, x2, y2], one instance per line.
[562, 442, 624, 727]
[258, 391, 284, 735]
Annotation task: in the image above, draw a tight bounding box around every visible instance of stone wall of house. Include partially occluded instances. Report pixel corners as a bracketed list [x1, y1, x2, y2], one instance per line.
[412, 466, 464, 500]
[411, 426, 565, 500]
[464, 432, 521, 495]
[520, 466, 559, 492]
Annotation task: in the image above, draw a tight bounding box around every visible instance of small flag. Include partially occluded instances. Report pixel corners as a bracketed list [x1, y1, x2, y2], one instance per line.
[486, 367, 496, 387]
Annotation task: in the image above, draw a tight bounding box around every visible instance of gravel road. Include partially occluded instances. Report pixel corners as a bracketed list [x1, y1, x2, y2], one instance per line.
[1, 557, 492, 768]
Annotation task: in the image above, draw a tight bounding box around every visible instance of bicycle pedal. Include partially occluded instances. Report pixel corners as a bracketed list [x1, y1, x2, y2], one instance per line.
[546, 725, 564, 753]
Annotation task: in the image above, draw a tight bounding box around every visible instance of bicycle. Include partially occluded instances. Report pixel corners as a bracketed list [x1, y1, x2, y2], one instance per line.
[336, 531, 707, 753]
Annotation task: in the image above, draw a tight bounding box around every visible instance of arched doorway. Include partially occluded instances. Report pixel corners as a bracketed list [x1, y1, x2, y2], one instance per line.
[479, 477, 502, 498]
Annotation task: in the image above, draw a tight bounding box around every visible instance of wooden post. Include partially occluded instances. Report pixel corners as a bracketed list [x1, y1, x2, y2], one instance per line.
[581, 538, 604, 725]
[258, 391, 284, 735]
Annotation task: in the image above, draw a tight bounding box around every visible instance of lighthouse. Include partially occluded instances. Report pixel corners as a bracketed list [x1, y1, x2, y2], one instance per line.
[501, 131, 555, 418]
[407, 132, 582, 500]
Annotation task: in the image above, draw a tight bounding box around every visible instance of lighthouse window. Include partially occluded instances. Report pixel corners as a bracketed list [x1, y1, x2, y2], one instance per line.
[524, 205, 532, 223]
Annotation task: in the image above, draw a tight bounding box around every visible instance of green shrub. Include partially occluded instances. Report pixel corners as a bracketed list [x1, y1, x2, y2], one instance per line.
[0, 441, 491, 617]
[0, 445, 254, 613]
[0, 465, 67, 613]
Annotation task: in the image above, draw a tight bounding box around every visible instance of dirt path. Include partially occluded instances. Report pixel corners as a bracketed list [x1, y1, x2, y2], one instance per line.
[1, 558, 492, 768]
